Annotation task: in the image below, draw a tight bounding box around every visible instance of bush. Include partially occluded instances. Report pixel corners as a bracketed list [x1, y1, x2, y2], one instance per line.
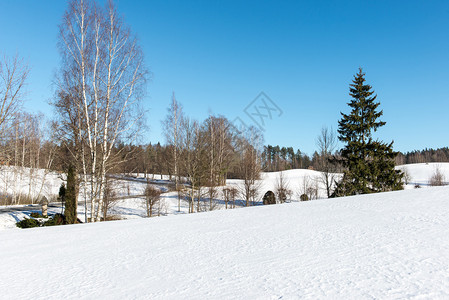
[43, 214, 66, 227]
[429, 166, 446, 186]
[262, 191, 276, 205]
[300, 194, 309, 201]
[103, 215, 122, 221]
[16, 213, 81, 229]
[30, 212, 47, 218]
[16, 218, 41, 229]
[144, 185, 162, 217]
[30, 212, 41, 218]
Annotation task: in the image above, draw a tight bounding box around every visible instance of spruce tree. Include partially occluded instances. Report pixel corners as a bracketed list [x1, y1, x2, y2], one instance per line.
[65, 165, 77, 224]
[333, 68, 403, 196]
[58, 183, 66, 214]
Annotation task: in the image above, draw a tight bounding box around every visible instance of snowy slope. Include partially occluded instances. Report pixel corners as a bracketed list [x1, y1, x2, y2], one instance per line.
[2, 163, 449, 230]
[397, 162, 449, 186]
[1, 186, 449, 299]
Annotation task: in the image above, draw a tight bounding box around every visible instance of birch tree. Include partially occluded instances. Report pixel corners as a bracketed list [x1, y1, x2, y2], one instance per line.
[316, 126, 338, 197]
[180, 117, 207, 213]
[204, 115, 234, 186]
[274, 171, 292, 203]
[0, 55, 28, 140]
[237, 126, 263, 206]
[55, 0, 148, 221]
[162, 92, 183, 189]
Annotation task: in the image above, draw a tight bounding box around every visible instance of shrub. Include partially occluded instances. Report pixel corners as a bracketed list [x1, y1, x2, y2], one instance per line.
[300, 194, 309, 201]
[16, 218, 41, 229]
[30, 212, 48, 218]
[43, 214, 67, 227]
[30, 212, 43, 218]
[103, 215, 122, 221]
[429, 166, 446, 186]
[402, 168, 412, 185]
[262, 191, 276, 205]
[144, 185, 162, 217]
[16, 213, 81, 229]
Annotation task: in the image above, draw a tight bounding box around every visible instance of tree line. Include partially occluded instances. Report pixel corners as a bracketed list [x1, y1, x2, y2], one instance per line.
[260, 145, 449, 173]
[395, 148, 449, 165]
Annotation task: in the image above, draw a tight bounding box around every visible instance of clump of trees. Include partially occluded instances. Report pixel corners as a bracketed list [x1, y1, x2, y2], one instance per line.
[53, 0, 148, 222]
[222, 187, 238, 209]
[262, 145, 311, 171]
[0, 55, 58, 205]
[161, 95, 264, 210]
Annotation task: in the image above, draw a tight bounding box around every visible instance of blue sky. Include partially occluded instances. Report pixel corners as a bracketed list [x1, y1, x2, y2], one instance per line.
[0, 0, 448, 154]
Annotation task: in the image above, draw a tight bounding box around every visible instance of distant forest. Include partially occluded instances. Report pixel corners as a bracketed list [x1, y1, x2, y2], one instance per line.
[259, 145, 449, 173]
[112, 144, 449, 175]
[395, 148, 449, 165]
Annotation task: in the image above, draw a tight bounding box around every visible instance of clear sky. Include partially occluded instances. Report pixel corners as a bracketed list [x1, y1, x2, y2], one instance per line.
[1, 0, 448, 154]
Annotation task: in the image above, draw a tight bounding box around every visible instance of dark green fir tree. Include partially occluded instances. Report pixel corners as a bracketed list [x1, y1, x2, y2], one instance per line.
[332, 68, 403, 197]
[65, 165, 77, 224]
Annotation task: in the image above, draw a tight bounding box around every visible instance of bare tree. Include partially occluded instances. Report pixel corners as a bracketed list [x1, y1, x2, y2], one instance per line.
[401, 167, 412, 186]
[102, 177, 119, 220]
[204, 115, 234, 187]
[55, 0, 148, 222]
[163, 92, 183, 189]
[0, 55, 29, 204]
[0, 55, 28, 140]
[316, 126, 338, 197]
[222, 186, 237, 209]
[238, 126, 263, 206]
[274, 171, 292, 203]
[429, 165, 446, 186]
[179, 117, 207, 213]
[144, 183, 162, 217]
[207, 185, 219, 211]
[297, 175, 318, 201]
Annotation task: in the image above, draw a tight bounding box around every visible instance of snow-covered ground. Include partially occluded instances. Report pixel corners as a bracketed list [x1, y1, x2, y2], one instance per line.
[396, 162, 449, 186]
[1, 163, 448, 230]
[0, 167, 331, 230]
[1, 185, 448, 299]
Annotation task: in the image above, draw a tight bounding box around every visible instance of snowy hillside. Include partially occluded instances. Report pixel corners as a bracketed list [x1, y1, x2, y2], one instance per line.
[396, 162, 449, 186]
[1, 163, 449, 230]
[1, 186, 449, 299]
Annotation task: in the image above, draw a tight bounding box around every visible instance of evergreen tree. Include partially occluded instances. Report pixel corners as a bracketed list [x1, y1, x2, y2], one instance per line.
[65, 165, 77, 224]
[58, 183, 66, 214]
[333, 68, 403, 196]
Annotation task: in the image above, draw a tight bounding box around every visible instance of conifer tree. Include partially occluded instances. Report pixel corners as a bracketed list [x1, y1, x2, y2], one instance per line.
[65, 165, 77, 224]
[332, 68, 403, 196]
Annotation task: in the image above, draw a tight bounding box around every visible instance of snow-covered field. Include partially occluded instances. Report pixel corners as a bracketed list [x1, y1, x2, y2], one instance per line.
[396, 163, 449, 186]
[1, 163, 448, 230]
[1, 185, 448, 299]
